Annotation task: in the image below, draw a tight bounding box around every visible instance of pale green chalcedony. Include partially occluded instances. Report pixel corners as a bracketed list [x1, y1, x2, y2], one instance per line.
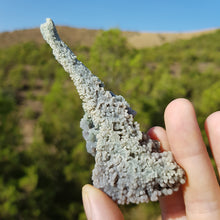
[40, 18, 185, 204]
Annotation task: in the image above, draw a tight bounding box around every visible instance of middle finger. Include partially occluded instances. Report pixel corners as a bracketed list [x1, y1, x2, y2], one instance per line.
[164, 98, 220, 220]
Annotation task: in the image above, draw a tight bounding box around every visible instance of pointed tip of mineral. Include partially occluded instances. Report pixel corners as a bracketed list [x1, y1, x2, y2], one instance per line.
[40, 18, 54, 30]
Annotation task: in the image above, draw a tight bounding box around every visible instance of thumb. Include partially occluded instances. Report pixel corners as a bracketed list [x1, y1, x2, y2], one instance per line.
[82, 184, 124, 220]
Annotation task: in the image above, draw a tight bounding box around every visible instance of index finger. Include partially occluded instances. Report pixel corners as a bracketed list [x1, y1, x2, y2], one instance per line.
[148, 127, 186, 219]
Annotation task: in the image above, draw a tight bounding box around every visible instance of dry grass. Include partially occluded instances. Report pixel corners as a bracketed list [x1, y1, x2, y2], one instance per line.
[123, 29, 217, 48]
[0, 26, 217, 49]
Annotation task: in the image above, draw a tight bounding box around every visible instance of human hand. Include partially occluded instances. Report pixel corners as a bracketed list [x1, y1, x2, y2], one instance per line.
[82, 98, 220, 220]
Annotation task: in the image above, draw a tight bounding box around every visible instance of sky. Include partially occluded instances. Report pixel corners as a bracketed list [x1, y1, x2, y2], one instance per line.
[1, 0, 220, 33]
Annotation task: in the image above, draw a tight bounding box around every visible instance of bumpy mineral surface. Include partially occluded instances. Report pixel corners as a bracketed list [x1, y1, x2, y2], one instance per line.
[40, 18, 186, 204]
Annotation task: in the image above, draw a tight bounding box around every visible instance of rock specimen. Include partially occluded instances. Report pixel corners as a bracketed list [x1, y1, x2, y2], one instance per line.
[40, 18, 185, 204]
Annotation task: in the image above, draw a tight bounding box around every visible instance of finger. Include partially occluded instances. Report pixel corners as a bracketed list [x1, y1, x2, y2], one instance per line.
[205, 111, 220, 176]
[147, 126, 170, 151]
[165, 98, 220, 219]
[148, 126, 186, 219]
[82, 184, 124, 220]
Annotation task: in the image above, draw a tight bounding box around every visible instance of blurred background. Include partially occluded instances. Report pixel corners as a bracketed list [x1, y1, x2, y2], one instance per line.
[1, 0, 220, 219]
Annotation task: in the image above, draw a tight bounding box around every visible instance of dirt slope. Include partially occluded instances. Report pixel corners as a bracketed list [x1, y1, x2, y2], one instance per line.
[0, 26, 217, 49]
[0, 26, 100, 48]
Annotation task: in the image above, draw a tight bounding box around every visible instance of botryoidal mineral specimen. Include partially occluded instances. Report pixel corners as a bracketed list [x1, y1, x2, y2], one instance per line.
[40, 18, 186, 204]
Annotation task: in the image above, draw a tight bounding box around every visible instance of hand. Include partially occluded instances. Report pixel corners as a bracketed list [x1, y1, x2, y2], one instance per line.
[82, 98, 220, 220]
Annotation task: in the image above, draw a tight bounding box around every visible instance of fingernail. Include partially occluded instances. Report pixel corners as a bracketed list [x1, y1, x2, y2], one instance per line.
[82, 185, 92, 219]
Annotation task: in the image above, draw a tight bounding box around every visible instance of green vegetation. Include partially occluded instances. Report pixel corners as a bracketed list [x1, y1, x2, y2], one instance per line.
[0, 28, 220, 219]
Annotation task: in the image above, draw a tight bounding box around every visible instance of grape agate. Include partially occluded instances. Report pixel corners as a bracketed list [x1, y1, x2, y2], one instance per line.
[40, 18, 185, 204]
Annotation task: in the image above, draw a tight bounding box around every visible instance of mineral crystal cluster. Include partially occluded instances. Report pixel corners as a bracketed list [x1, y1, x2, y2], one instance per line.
[40, 18, 186, 204]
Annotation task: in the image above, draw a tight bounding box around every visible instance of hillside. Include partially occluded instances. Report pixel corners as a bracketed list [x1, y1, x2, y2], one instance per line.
[0, 27, 220, 219]
[0, 26, 100, 48]
[0, 26, 217, 49]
